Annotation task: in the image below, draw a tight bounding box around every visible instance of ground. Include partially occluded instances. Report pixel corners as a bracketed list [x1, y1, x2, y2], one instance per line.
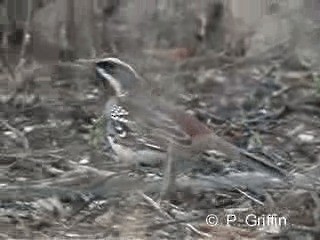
[1, 49, 320, 239]
[1, 2, 320, 239]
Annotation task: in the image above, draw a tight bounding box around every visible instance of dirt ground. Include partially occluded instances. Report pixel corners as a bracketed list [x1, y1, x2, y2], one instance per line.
[1, 2, 320, 240]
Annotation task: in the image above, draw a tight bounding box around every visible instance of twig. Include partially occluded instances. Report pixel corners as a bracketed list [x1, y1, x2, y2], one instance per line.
[289, 224, 320, 234]
[0, 118, 30, 150]
[16, 0, 34, 70]
[236, 188, 264, 206]
[221, 38, 289, 70]
[240, 149, 288, 178]
[0, 47, 15, 82]
[0, 148, 64, 160]
[272, 83, 313, 98]
[139, 192, 212, 238]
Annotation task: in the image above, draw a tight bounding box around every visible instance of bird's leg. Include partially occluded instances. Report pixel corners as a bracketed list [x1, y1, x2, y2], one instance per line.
[161, 143, 197, 200]
[161, 145, 178, 199]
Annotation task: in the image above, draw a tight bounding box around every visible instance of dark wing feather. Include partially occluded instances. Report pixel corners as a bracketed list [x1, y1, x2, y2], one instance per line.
[119, 95, 193, 148]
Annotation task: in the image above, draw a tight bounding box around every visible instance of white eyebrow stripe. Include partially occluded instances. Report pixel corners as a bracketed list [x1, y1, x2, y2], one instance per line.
[96, 67, 123, 96]
[96, 57, 139, 77]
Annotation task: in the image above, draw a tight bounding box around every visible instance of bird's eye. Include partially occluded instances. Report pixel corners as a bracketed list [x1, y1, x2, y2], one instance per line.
[97, 61, 116, 73]
[96, 58, 142, 96]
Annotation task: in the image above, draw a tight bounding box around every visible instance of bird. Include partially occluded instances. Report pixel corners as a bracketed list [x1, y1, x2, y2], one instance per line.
[95, 57, 288, 198]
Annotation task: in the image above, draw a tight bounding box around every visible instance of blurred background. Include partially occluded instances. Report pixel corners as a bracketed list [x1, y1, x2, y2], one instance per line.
[1, 1, 320, 239]
[1, 0, 319, 63]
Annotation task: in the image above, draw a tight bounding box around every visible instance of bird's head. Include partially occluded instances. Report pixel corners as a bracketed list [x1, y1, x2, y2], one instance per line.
[96, 58, 143, 97]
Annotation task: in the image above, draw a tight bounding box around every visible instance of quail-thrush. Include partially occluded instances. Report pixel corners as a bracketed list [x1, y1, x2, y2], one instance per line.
[96, 57, 287, 197]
